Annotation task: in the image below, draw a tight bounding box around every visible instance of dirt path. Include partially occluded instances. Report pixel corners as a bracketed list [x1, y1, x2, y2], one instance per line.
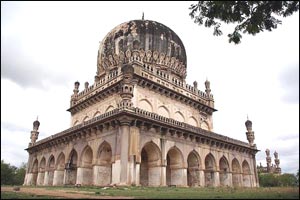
[1, 186, 133, 199]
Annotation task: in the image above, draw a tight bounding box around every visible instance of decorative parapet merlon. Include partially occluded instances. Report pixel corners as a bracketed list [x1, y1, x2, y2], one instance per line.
[30, 107, 252, 152]
[100, 49, 186, 80]
[70, 74, 123, 109]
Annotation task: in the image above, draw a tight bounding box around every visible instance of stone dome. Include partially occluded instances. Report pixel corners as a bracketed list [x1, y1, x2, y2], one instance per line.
[97, 19, 187, 77]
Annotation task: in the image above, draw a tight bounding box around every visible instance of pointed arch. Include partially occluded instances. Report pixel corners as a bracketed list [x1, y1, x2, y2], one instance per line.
[166, 146, 184, 186]
[139, 99, 153, 112]
[94, 141, 112, 186]
[140, 141, 162, 186]
[201, 121, 209, 131]
[83, 116, 89, 122]
[93, 111, 101, 118]
[232, 158, 241, 187]
[78, 145, 93, 185]
[64, 149, 78, 185]
[158, 106, 170, 118]
[188, 116, 198, 127]
[56, 152, 65, 170]
[242, 160, 251, 187]
[73, 120, 79, 126]
[81, 145, 93, 167]
[105, 105, 114, 113]
[37, 157, 46, 185]
[219, 156, 230, 186]
[204, 153, 216, 186]
[46, 155, 55, 186]
[53, 152, 65, 186]
[187, 150, 201, 186]
[39, 157, 46, 172]
[174, 111, 185, 122]
[31, 158, 38, 185]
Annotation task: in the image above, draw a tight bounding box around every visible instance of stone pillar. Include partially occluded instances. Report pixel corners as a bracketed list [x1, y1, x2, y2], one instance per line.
[76, 167, 93, 185]
[228, 172, 233, 187]
[36, 172, 45, 186]
[111, 159, 121, 184]
[26, 173, 33, 185]
[214, 172, 220, 187]
[43, 171, 49, 185]
[199, 170, 205, 186]
[53, 170, 65, 186]
[182, 168, 188, 186]
[93, 165, 112, 186]
[119, 119, 131, 185]
[160, 138, 167, 186]
[161, 165, 167, 186]
[135, 163, 140, 186]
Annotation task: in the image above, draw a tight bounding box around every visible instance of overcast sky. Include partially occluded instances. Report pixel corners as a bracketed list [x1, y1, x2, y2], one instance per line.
[1, 1, 299, 174]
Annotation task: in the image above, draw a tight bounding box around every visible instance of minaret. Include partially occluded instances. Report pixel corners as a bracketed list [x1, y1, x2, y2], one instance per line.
[29, 117, 40, 147]
[245, 116, 255, 147]
[274, 151, 281, 174]
[204, 79, 211, 96]
[118, 64, 134, 108]
[71, 81, 80, 107]
[265, 149, 271, 172]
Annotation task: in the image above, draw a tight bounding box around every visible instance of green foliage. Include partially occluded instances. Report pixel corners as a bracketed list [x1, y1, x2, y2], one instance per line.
[259, 172, 298, 187]
[1, 160, 26, 185]
[278, 173, 298, 187]
[189, 1, 299, 44]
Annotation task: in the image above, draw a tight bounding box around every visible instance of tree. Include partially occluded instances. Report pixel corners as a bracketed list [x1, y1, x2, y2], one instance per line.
[1, 160, 27, 185]
[13, 162, 27, 185]
[1, 160, 15, 185]
[278, 173, 297, 186]
[189, 1, 299, 44]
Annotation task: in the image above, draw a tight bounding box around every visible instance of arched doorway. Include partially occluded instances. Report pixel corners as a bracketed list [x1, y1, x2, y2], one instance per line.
[31, 159, 38, 185]
[37, 157, 46, 185]
[94, 141, 112, 186]
[140, 142, 161, 186]
[64, 149, 78, 185]
[219, 156, 230, 186]
[242, 160, 251, 187]
[46, 155, 55, 185]
[166, 147, 184, 186]
[204, 153, 216, 186]
[187, 151, 201, 186]
[53, 153, 65, 185]
[78, 146, 93, 185]
[232, 158, 241, 187]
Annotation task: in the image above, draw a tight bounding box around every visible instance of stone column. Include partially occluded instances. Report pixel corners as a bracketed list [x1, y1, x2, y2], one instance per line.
[36, 172, 45, 186]
[199, 170, 205, 187]
[160, 138, 167, 186]
[182, 168, 188, 186]
[228, 172, 233, 187]
[214, 171, 220, 187]
[135, 163, 140, 186]
[53, 170, 65, 186]
[119, 118, 131, 185]
[43, 171, 49, 185]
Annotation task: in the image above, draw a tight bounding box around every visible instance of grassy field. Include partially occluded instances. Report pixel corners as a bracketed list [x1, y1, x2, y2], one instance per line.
[1, 186, 299, 199]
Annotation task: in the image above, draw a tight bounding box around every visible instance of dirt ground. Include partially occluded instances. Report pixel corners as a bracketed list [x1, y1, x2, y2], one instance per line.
[1, 186, 133, 199]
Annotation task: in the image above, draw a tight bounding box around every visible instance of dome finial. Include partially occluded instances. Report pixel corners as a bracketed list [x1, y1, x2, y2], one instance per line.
[142, 12, 144, 20]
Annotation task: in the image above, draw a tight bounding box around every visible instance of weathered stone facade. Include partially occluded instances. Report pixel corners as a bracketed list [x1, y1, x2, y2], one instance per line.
[24, 19, 259, 187]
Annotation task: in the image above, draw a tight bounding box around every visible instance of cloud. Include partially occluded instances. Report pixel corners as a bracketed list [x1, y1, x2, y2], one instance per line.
[278, 64, 299, 104]
[1, 37, 71, 90]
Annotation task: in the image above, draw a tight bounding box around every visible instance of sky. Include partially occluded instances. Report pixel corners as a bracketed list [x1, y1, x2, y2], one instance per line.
[1, 1, 299, 174]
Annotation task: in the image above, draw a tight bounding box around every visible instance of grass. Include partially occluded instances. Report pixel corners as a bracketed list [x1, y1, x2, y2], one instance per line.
[2, 186, 299, 199]
[1, 191, 59, 199]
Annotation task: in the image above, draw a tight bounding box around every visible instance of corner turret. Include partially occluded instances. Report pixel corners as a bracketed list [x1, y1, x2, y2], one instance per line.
[245, 116, 255, 147]
[29, 117, 40, 147]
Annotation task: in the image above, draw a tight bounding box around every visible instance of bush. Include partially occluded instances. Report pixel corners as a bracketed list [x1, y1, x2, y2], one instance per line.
[259, 172, 298, 187]
[1, 160, 26, 185]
